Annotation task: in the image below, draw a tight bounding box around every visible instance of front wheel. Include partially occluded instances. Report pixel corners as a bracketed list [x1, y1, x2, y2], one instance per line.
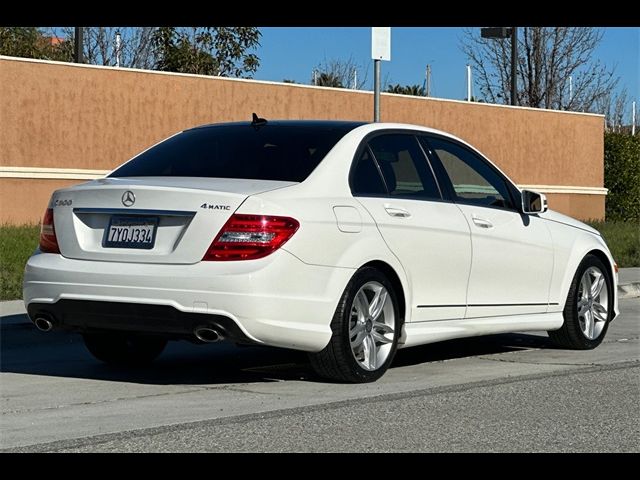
[309, 267, 401, 383]
[83, 333, 167, 366]
[548, 254, 612, 349]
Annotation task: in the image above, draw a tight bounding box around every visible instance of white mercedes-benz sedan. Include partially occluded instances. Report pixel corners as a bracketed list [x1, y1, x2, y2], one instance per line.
[24, 119, 619, 382]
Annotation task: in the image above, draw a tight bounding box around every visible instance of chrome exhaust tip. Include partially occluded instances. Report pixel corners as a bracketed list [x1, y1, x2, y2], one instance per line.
[34, 316, 54, 332]
[194, 326, 223, 343]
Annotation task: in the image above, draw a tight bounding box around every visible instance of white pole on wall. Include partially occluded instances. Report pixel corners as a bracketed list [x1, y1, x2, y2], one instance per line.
[568, 75, 573, 107]
[426, 64, 431, 97]
[466, 65, 472, 101]
[115, 31, 122, 68]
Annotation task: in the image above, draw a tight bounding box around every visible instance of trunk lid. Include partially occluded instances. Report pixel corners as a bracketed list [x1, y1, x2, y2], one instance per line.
[51, 177, 296, 264]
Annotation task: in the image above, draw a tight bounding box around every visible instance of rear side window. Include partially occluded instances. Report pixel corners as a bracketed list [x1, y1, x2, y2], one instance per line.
[351, 148, 387, 195]
[367, 134, 441, 200]
[110, 124, 357, 182]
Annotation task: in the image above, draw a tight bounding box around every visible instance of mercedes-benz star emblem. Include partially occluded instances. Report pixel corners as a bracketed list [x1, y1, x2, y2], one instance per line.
[121, 191, 135, 207]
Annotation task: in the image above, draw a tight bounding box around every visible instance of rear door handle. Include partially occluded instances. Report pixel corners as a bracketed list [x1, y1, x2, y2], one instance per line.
[472, 217, 493, 229]
[384, 206, 411, 218]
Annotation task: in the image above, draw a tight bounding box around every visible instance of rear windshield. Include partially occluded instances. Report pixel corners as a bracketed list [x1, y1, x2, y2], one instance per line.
[109, 124, 358, 182]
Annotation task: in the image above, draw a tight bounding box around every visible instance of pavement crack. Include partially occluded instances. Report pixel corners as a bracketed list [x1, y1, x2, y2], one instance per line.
[219, 387, 279, 395]
[0, 386, 217, 416]
[476, 355, 639, 367]
[603, 336, 639, 343]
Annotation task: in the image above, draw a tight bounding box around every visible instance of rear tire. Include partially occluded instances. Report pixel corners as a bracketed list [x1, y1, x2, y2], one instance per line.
[83, 333, 167, 366]
[548, 254, 612, 349]
[309, 267, 401, 383]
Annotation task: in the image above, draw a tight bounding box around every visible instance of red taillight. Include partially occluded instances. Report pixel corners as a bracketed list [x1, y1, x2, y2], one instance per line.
[39, 208, 60, 254]
[203, 214, 299, 261]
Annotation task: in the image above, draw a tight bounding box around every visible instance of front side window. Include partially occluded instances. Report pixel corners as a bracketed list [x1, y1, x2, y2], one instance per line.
[367, 134, 441, 200]
[424, 136, 514, 210]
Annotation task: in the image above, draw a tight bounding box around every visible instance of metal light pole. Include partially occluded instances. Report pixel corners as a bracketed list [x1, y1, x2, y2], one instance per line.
[510, 26, 517, 106]
[374, 59, 381, 122]
[74, 27, 83, 63]
[371, 27, 391, 123]
[481, 27, 517, 106]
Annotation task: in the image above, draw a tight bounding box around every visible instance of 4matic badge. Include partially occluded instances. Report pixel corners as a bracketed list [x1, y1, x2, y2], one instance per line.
[200, 203, 231, 210]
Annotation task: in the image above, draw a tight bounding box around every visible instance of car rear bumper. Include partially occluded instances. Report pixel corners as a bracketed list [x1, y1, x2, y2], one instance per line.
[23, 249, 354, 352]
[26, 299, 256, 343]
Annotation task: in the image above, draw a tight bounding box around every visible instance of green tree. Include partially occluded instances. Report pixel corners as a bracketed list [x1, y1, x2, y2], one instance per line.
[604, 132, 640, 222]
[386, 83, 426, 96]
[153, 27, 260, 78]
[0, 27, 72, 61]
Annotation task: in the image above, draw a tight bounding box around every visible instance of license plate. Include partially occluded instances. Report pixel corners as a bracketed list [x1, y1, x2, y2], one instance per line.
[103, 216, 158, 249]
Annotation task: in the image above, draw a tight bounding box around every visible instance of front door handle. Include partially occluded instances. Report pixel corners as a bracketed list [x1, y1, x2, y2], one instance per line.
[385, 206, 411, 218]
[472, 217, 493, 229]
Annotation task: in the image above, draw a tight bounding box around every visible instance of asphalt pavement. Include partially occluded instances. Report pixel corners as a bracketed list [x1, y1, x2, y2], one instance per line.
[1, 292, 638, 452]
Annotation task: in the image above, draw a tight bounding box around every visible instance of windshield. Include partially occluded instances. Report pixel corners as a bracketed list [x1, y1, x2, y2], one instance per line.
[109, 123, 360, 182]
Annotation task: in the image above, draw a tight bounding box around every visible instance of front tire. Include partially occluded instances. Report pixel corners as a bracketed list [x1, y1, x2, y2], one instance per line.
[548, 254, 612, 349]
[309, 267, 401, 383]
[83, 333, 167, 366]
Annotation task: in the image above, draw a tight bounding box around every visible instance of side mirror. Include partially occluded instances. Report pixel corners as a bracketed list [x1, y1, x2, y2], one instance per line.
[521, 189, 548, 214]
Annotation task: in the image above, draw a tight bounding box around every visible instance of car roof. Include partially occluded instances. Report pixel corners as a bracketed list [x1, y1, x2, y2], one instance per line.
[187, 120, 369, 131]
[186, 120, 463, 140]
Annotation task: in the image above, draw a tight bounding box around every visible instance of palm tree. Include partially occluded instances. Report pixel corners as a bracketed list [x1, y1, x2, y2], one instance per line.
[386, 83, 426, 96]
[314, 72, 344, 88]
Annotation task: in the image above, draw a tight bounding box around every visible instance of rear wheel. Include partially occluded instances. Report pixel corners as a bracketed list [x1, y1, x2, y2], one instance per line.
[309, 267, 401, 383]
[83, 333, 167, 366]
[548, 254, 612, 349]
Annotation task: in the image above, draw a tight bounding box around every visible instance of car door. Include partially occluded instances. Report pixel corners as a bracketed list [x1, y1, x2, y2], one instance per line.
[420, 135, 554, 319]
[351, 132, 471, 322]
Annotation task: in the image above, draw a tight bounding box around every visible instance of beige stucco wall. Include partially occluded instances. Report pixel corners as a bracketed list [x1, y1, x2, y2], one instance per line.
[0, 56, 605, 224]
[0, 178, 80, 224]
[544, 193, 605, 221]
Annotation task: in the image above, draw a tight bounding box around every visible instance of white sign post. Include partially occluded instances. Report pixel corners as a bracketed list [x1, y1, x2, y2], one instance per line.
[372, 27, 391, 122]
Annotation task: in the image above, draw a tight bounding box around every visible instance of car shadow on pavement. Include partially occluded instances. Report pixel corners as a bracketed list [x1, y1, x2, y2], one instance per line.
[1, 319, 554, 386]
[392, 332, 553, 368]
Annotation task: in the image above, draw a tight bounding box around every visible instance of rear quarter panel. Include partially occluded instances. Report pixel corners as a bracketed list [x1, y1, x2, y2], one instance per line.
[237, 192, 413, 321]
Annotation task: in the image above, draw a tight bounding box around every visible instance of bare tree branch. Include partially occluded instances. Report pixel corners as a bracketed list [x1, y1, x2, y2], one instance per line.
[596, 88, 629, 131]
[55, 27, 157, 69]
[460, 27, 620, 114]
[312, 56, 369, 89]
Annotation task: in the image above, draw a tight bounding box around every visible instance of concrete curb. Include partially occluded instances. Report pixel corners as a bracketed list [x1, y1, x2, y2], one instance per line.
[618, 268, 640, 298]
[618, 282, 640, 299]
